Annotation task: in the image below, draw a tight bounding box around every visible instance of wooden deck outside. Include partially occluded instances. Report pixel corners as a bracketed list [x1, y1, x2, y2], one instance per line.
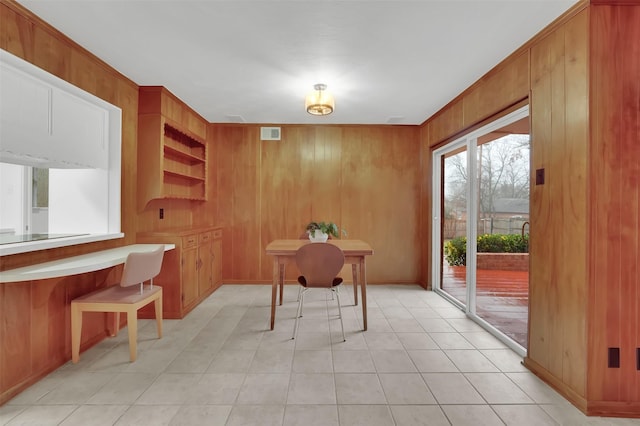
[442, 264, 529, 348]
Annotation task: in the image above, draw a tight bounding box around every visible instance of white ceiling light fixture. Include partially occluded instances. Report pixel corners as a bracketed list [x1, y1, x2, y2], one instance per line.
[305, 83, 335, 116]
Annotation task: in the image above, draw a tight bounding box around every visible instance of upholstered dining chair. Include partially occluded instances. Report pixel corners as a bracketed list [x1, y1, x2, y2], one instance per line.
[293, 242, 346, 341]
[71, 245, 165, 363]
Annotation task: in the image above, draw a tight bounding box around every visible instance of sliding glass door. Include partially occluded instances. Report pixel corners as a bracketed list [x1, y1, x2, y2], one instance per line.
[432, 106, 530, 354]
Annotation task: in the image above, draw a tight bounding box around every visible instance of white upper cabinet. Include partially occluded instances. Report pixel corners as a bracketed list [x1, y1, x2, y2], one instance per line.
[0, 49, 116, 169]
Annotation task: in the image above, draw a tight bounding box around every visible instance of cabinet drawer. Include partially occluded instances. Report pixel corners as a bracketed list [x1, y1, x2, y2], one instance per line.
[199, 232, 212, 244]
[212, 229, 222, 239]
[183, 234, 198, 248]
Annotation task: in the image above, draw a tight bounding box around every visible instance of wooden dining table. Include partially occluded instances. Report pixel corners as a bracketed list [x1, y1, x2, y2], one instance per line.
[265, 239, 374, 331]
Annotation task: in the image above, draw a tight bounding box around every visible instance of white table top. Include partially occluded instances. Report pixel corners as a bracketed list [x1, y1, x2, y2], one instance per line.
[0, 244, 175, 283]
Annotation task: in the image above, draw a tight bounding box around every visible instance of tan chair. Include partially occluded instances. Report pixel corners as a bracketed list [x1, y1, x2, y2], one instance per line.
[293, 242, 346, 341]
[71, 245, 165, 363]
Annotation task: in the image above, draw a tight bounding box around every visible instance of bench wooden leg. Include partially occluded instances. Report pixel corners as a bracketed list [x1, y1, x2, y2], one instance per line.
[71, 303, 82, 364]
[126, 309, 138, 362]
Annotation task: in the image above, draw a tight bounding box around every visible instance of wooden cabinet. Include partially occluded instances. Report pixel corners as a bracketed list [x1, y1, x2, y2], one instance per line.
[137, 87, 208, 208]
[138, 227, 222, 318]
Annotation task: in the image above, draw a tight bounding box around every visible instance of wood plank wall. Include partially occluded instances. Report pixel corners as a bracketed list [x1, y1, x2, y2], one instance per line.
[528, 8, 589, 407]
[0, 0, 140, 404]
[588, 3, 640, 415]
[211, 124, 421, 284]
[419, 0, 640, 416]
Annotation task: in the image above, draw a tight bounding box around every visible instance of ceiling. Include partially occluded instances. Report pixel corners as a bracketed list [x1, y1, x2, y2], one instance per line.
[18, 0, 578, 125]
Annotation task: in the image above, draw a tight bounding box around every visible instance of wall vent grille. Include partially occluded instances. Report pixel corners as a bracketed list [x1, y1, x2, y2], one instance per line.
[260, 127, 281, 141]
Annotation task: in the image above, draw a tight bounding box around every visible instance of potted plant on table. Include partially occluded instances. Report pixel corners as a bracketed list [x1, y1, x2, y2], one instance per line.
[305, 221, 347, 242]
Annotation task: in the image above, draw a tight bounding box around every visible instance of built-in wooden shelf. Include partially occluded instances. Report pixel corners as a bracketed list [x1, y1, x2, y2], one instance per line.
[137, 88, 208, 207]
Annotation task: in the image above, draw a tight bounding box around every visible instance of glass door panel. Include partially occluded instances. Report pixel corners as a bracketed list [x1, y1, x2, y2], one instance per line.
[439, 147, 468, 307]
[474, 117, 530, 348]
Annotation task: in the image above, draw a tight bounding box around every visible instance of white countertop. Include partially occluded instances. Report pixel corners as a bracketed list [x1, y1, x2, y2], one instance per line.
[0, 244, 175, 283]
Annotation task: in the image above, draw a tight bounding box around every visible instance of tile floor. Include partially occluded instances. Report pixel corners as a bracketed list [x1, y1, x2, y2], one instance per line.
[1, 284, 639, 426]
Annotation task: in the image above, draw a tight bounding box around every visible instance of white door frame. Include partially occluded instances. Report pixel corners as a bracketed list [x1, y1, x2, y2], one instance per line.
[431, 105, 530, 356]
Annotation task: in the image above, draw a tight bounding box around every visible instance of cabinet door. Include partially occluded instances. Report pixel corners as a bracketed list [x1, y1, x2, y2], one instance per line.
[198, 232, 214, 295]
[181, 246, 199, 309]
[213, 237, 222, 287]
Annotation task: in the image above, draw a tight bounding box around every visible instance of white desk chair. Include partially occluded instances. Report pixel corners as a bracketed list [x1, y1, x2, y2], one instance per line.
[71, 245, 164, 363]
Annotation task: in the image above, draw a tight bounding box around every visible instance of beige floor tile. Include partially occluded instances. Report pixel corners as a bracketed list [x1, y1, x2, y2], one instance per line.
[492, 404, 558, 425]
[389, 405, 450, 426]
[332, 350, 376, 373]
[86, 372, 157, 404]
[440, 404, 504, 426]
[236, 373, 290, 405]
[337, 405, 395, 426]
[186, 373, 245, 404]
[249, 348, 294, 373]
[5, 405, 78, 426]
[292, 350, 333, 373]
[334, 373, 387, 404]
[223, 405, 285, 426]
[460, 331, 508, 350]
[36, 371, 113, 404]
[481, 349, 528, 373]
[59, 405, 128, 426]
[206, 349, 255, 373]
[465, 372, 534, 404]
[363, 332, 404, 350]
[283, 405, 339, 426]
[370, 350, 417, 373]
[396, 332, 440, 350]
[408, 350, 459, 373]
[378, 373, 437, 405]
[421, 373, 484, 404]
[444, 349, 501, 372]
[506, 372, 567, 404]
[286, 373, 336, 405]
[169, 405, 232, 426]
[428, 332, 475, 350]
[136, 373, 201, 405]
[417, 318, 457, 333]
[114, 405, 182, 426]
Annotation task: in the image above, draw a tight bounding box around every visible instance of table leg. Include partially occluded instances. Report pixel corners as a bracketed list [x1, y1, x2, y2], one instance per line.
[351, 264, 358, 306]
[279, 264, 285, 305]
[360, 258, 368, 331]
[271, 257, 279, 330]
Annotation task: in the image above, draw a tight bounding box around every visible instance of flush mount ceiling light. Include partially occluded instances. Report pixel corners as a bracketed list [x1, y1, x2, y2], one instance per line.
[305, 83, 335, 116]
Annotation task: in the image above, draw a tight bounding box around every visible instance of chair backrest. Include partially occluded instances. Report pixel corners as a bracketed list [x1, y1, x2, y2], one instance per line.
[120, 245, 165, 287]
[295, 243, 345, 288]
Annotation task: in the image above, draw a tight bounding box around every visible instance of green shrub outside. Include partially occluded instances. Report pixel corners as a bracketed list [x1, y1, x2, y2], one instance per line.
[444, 233, 529, 266]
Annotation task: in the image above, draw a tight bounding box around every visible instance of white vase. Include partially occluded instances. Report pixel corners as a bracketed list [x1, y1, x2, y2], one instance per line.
[308, 230, 329, 243]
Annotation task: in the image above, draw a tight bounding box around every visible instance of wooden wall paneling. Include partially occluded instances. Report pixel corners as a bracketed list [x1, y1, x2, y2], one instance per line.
[463, 52, 530, 128]
[231, 127, 261, 281]
[0, 3, 34, 60]
[1, 282, 31, 399]
[341, 126, 420, 283]
[425, 100, 464, 147]
[32, 25, 70, 81]
[589, 4, 640, 410]
[380, 127, 421, 283]
[259, 126, 315, 282]
[560, 9, 588, 396]
[310, 127, 343, 223]
[528, 26, 558, 376]
[419, 125, 432, 288]
[212, 126, 236, 281]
